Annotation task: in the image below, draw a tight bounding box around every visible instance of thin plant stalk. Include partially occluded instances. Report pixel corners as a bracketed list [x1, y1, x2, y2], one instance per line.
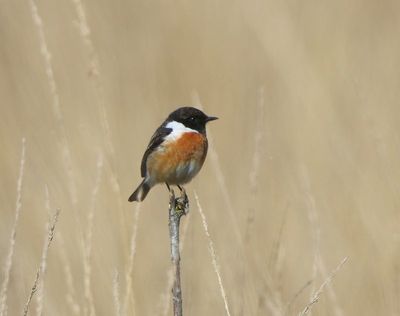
[122, 203, 141, 316]
[0, 138, 26, 316]
[160, 215, 190, 316]
[58, 234, 81, 315]
[299, 257, 348, 316]
[29, 0, 77, 205]
[35, 185, 53, 316]
[113, 270, 122, 316]
[194, 192, 232, 316]
[83, 153, 104, 316]
[300, 166, 344, 316]
[168, 190, 189, 316]
[23, 209, 61, 316]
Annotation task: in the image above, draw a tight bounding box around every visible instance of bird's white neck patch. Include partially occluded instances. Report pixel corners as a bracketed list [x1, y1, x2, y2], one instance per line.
[165, 121, 198, 141]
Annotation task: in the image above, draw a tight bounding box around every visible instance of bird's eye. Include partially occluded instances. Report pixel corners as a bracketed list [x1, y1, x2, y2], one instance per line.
[188, 116, 196, 122]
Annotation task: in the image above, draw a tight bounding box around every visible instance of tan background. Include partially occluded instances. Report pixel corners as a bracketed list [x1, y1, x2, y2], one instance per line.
[1, 0, 400, 315]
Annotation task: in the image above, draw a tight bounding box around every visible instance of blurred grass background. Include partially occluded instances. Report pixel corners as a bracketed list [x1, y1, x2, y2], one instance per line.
[1, 0, 400, 315]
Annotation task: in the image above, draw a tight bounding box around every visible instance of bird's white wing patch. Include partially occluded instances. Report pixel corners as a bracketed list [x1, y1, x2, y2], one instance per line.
[165, 121, 198, 141]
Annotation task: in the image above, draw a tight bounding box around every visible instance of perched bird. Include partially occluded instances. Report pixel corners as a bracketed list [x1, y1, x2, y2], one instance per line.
[128, 107, 218, 202]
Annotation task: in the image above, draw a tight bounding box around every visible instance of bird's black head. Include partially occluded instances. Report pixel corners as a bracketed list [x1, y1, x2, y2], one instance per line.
[167, 107, 218, 134]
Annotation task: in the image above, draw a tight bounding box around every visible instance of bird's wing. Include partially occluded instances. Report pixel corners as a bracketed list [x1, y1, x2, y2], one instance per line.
[140, 125, 172, 177]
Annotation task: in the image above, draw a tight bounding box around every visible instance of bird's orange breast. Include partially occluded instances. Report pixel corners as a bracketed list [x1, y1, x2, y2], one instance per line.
[146, 132, 207, 183]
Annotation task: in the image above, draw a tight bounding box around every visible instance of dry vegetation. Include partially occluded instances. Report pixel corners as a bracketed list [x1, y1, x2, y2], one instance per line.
[1, 0, 400, 315]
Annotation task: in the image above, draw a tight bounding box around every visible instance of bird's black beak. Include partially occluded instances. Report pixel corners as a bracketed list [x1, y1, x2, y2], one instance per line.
[205, 116, 218, 122]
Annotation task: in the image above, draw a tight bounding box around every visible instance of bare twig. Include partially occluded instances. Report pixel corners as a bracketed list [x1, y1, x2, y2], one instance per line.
[168, 189, 189, 316]
[298, 257, 348, 316]
[160, 212, 191, 316]
[23, 209, 61, 316]
[194, 192, 232, 316]
[0, 137, 26, 316]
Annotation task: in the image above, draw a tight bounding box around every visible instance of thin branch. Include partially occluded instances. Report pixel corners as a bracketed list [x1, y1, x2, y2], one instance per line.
[299, 257, 348, 316]
[0, 137, 26, 316]
[194, 192, 232, 316]
[160, 215, 190, 316]
[168, 190, 189, 316]
[23, 209, 61, 316]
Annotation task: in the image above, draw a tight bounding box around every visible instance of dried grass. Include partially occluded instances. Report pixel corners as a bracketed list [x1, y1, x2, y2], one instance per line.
[299, 257, 348, 316]
[122, 203, 141, 316]
[35, 185, 53, 316]
[58, 234, 81, 315]
[1, 1, 399, 314]
[194, 192, 231, 316]
[23, 209, 61, 316]
[0, 138, 26, 316]
[29, 0, 77, 205]
[113, 270, 122, 316]
[300, 165, 345, 316]
[83, 153, 104, 316]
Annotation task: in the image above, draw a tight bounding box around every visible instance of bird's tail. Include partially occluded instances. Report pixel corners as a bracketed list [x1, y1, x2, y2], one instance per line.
[128, 179, 151, 202]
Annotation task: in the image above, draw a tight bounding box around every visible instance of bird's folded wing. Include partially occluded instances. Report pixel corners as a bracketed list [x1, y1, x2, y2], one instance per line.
[140, 125, 172, 177]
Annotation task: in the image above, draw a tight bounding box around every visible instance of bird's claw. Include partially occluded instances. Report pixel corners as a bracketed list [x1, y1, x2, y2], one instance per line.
[169, 186, 189, 216]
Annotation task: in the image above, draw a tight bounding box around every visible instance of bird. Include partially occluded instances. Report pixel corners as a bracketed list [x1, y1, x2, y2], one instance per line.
[128, 106, 218, 202]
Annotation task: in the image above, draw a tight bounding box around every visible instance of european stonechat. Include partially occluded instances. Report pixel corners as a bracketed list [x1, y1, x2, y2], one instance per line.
[128, 107, 218, 202]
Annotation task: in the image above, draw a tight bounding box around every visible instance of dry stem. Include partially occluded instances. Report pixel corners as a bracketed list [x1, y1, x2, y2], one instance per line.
[168, 189, 189, 316]
[194, 192, 232, 316]
[160, 212, 190, 316]
[83, 153, 104, 316]
[23, 209, 61, 316]
[58, 234, 81, 315]
[123, 203, 141, 316]
[0, 138, 26, 316]
[35, 185, 52, 316]
[29, 0, 77, 205]
[299, 257, 348, 316]
[113, 270, 122, 316]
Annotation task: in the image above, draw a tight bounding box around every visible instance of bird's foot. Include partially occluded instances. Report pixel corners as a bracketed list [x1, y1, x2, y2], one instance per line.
[176, 186, 189, 216]
[177, 185, 188, 202]
[168, 184, 189, 216]
[175, 193, 189, 216]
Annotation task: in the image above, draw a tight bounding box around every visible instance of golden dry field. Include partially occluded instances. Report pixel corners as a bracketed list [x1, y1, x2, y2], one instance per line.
[1, 0, 400, 315]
